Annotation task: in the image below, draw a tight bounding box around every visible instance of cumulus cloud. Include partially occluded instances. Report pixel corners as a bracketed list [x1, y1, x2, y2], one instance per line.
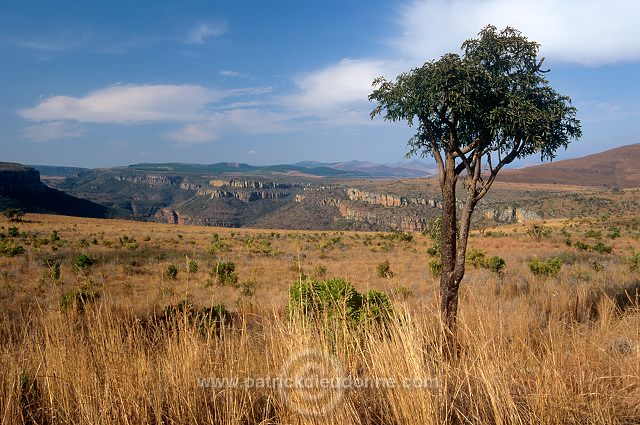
[22, 121, 85, 142]
[185, 22, 228, 44]
[19, 84, 220, 123]
[394, 0, 640, 66]
[287, 59, 399, 113]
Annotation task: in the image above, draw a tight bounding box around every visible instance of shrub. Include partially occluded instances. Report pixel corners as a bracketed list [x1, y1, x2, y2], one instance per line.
[467, 249, 487, 268]
[8, 227, 19, 237]
[240, 279, 257, 297]
[206, 234, 230, 254]
[0, 240, 25, 257]
[74, 254, 97, 270]
[608, 227, 621, 239]
[288, 277, 393, 325]
[574, 241, 590, 251]
[188, 260, 199, 273]
[208, 261, 239, 287]
[50, 230, 60, 242]
[486, 256, 507, 274]
[526, 224, 552, 241]
[376, 260, 393, 278]
[527, 257, 563, 278]
[584, 229, 602, 239]
[314, 264, 327, 277]
[627, 251, 640, 272]
[428, 258, 442, 277]
[161, 300, 231, 335]
[166, 264, 178, 279]
[3, 208, 25, 222]
[592, 242, 612, 254]
[60, 287, 100, 311]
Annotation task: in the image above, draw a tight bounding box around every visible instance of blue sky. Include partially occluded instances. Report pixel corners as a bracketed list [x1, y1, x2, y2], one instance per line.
[2, 0, 639, 168]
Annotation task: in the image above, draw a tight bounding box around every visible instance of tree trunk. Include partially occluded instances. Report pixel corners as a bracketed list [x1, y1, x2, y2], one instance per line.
[439, 155, 459, 342]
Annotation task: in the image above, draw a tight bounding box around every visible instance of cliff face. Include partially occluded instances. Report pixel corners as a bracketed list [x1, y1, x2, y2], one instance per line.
[0, 163, 45, 196]
[0, 162, 109, 218]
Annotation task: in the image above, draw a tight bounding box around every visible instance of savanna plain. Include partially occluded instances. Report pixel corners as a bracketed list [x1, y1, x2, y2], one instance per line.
[1, 213, 639, 424]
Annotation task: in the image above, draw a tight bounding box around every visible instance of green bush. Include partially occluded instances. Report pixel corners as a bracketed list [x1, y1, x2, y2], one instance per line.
[486, 256, 506, 274]
[314, 264, 327, 277]
[467, 249, 487, 268]
[8, 227, 19, 238]
[60, 287, 100, 311]
[208, 261, 239, 287]
[0, 240, 25, 257]
[288, 277, 393, 325]
[592, 242, 612, 254]
[428, 258, 442, 277]
[188, 260, 199, 273]
[74, 254, 97, 270]
[526, 224, 552, 241]
[584, 229, 602, 239]
[376, 260, 393, 278]
[527, 257, 563, 278]
[627, 251, 640, 272]
[206, 234, 230, 254]
[50, 230, 60, 242]
[166, 264, 178, 279]
[161, 300, 230, 335]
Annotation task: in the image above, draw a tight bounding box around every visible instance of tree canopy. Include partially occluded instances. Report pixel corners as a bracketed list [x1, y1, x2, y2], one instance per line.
[370, 25, 581, 194]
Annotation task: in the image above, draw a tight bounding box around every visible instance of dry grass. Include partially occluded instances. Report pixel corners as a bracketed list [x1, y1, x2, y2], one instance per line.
[1, 213, 639, 424]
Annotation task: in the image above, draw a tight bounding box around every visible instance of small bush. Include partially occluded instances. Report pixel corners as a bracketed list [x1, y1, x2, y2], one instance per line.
[314, 264, 327, 277]
[526, 224, 551, 241]
[0, 240, 25, 257]
[486, 256, 506, 274]
[584, 229, 602, 239]
[50, 230, 60, 242]
[8, 227, 19, 238]
[74, 254, 97, 270]
[161, 300, 231, 335]
[592, 242, 612, 254]
[376, 260, 393, 278]
[607, 227, 621, 239]
[627, 251, 640, 272]
[206, 234, 230, 254]
[467, 249, 487, 268]
[428, 258, 442, 277]
[188, 260, 199, 273]
[166, 264, 178, 279]
[60, 287, 100, 311]
[288, 277, 393, 325]
[240, 280, 257, 297]
[528, 257, 563, 278]
[208, 261, 239, 287]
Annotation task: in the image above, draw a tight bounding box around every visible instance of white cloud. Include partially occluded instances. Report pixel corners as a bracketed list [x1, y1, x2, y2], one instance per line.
[219, 70, 242, 77]
[287, 59, 399, 113]
[19, 84, 220, 123]
[168, 109, 292, 145]
[22, 121, 85, 142]
[185, 22, 228, 44]
[394, 0, 640, 66]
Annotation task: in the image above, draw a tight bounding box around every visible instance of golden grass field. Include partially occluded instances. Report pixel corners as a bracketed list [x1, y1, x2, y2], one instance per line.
[1, 213, 639, 424]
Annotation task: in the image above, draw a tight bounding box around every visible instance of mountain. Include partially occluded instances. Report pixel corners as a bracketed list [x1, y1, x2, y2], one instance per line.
[500, 144, 640, 188]
[0, 162, 110, 218]
[292, 160, 437, 177]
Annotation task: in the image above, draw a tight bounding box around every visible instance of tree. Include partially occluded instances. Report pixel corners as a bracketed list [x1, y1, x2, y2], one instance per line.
[3, 208, 25, 222]
[369, 25, 581, 342]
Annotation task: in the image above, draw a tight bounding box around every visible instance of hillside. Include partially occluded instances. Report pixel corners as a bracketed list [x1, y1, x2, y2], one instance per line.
[0, 162, 110, 218]
[501, 144, 640, 187]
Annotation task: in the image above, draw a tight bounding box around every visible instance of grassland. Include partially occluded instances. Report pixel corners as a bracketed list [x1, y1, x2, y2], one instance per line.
[1, 213, 639, 424]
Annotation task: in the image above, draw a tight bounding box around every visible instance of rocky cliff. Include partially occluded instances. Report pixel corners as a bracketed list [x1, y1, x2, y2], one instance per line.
[0, 163, 45, 196]
[0, 162, 109, 218]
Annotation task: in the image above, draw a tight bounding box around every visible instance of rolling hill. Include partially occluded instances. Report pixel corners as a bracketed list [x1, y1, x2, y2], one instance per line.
[501, 144, 640, 188]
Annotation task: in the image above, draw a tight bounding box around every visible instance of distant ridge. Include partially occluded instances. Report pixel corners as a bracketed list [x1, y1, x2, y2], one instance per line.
[500, 144, 640, 188]
[129, 160, 437, 178]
